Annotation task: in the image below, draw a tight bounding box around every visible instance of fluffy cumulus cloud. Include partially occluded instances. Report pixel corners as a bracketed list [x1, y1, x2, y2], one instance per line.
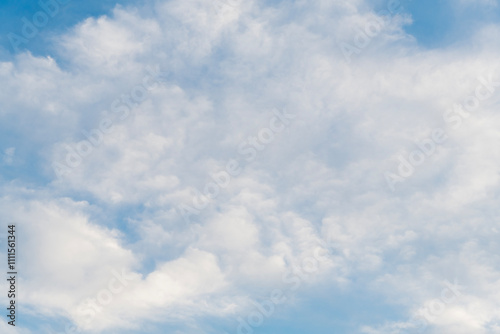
[1, 0, 500, 333]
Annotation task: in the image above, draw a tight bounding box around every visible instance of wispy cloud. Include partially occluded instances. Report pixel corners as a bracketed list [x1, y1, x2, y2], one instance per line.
[1, 0, 500, 333]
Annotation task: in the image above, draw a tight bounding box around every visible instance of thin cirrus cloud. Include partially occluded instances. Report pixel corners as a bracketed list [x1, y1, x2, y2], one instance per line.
[0, 0, 500, 333]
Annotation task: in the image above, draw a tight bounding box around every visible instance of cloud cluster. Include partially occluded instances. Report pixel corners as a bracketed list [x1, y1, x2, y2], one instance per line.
[1, 0, 500, 333]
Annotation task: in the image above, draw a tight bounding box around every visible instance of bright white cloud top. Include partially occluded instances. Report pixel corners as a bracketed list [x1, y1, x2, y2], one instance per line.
[1, 0, 500, 333]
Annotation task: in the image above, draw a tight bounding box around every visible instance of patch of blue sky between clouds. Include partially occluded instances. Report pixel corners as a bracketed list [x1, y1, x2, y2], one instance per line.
[401, 0, 500, 48]
[0, 0, 141, 60]
[251, 286, 406, 334]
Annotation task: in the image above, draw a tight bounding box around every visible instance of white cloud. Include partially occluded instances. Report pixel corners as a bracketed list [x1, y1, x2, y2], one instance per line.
[2, 0, 500, 332]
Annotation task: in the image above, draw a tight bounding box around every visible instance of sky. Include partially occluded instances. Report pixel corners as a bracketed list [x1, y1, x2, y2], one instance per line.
[1, 0, 500, 333]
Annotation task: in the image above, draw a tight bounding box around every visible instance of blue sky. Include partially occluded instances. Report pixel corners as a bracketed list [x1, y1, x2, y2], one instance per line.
[0, 0, 138, 56]
[1, 0, 500, 333]
[402, 0, 500, 47]
[1, 0, 498, 57]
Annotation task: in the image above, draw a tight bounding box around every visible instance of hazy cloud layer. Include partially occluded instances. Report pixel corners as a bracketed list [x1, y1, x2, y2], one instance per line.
[1, 0, 500, 333]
